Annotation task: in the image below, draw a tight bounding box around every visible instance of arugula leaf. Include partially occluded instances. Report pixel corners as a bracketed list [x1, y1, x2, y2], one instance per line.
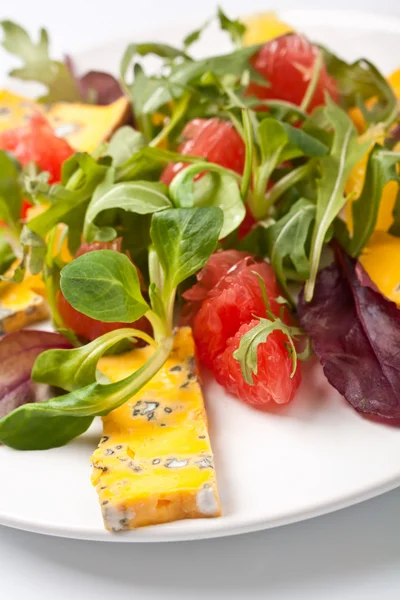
[322, 48, 397, 128]
[0, 231, 16, 275]
[121, 43, 192, 120]
[304, 98, 369, 301]
[60, 250, 149, 323]
[0, 335, 173, 450]
[0, 151, 22, 237]
[249, 118, 326, 220]
[19, 226, 47, 275]
[169, 162, 244, 238]
[252, 100, 308, 122]
[42, 226, 68, 328]
[280, 122, 329, 159]
[150, 207, 223, 294]
[26, 153, 109, 242]
[123, 45, 260, 117]
[182, 8, 245, 51]
[84, 170, 171, 242]
[149, 92, 191, 148]
[350, 147, 400, 256]
[389, 187, 400, 237]
[266, 199, 316, 304]
[116, 146, 203, 182]
[183, 19, 212, 50]
[107, 127, 146, 168]
[233, 317, 301, 384]
[217, 7, 246, 48]
[121, 42, 190, 83]
[32, 327, 154, 392]
[0, 21, 80, 102]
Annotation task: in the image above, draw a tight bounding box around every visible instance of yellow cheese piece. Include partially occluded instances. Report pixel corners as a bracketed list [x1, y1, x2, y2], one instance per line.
[92, 327, 221, 531]
[360, 231, 400, 306]
[0, 270, 49, 334]
[0, 90, 130, 153]
[243, 12, 293, 46]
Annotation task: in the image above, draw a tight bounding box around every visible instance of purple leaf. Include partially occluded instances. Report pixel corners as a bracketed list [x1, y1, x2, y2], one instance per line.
[79, 71, 124, 105]
[298, 246, 400, 420]
[65, 56, 124, 105]
[0, 330, 72, 419]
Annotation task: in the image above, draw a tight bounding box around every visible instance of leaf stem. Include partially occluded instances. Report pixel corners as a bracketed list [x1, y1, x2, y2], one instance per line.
[149, 92, 190, 148]
[263, 163, 310, 216]
[240, 108, 254, 202]
[65, 167, 85, 192]
[300, 50, 324, 113]
[101, 334, 174, 414]
[145, 309, 168, 343]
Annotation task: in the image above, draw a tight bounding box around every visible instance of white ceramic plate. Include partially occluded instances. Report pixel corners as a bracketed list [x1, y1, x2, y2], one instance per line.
[1, 9, 400, 542]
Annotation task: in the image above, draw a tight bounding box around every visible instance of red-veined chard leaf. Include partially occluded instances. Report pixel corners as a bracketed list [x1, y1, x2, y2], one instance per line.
[298, 245, 400, 420]
[0, 330, 71, 419]
[66, 56, 124, 105]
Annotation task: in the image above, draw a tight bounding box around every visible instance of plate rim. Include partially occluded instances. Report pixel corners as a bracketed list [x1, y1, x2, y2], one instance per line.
[1, 7, 400, 542]
[0, 473, 400, 542]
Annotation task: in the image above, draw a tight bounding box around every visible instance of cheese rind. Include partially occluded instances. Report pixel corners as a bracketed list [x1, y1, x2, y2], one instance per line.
[92, 327, 221, 531]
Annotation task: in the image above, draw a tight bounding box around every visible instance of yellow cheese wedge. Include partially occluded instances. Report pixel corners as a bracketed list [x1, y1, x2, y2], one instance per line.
[0, 90, 130, 153]
[0, 271, 49, 334]
[360, 231, 400, 306]
[242, 12, 293, 46]
[92, 327, 221, 531]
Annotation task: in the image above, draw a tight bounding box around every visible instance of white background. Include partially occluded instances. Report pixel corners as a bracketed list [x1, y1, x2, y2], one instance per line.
[2, 1, 400, 598]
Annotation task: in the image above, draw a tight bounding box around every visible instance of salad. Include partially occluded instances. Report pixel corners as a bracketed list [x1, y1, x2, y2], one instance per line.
[0, 10, 400, 532]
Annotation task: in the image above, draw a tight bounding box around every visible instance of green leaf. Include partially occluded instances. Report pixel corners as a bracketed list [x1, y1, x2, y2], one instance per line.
[217, 7, 246, 48]
[0, 231, 16, 275]
[20, 226, 47, 274]
[42, 226, 67, 328]
[121, 43, 192, 118]
[322, 48, 397, 127]
[233, 317, 300, 385]
[266, 199, 316, 304]
[60, 250, 149, 323]
[280, 122, 329, 159]
[0, 21, 80, 103]
[107, 127, 146, 168]
[0, 150, 22, 236]
[350, 147, 400, 256]
[32, 327, 154, 392]
[183, 19, 211, 49]
[240, 108, 254, 201]
[0, 335, 173, 450]
[251, 118, 324, 220]
[389, 187, 400, 237]
[26, 153, 110, 241]
[258, 118, 289, 164]
[116, 146, 203, 182]
[124, 44, 260, 117]
[84, 169, 171, 241]
[305, 98, 369, 301]
[150, 207, 223, 292]
[121, 42, 190, 82]
[169, 162, 244, 238]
